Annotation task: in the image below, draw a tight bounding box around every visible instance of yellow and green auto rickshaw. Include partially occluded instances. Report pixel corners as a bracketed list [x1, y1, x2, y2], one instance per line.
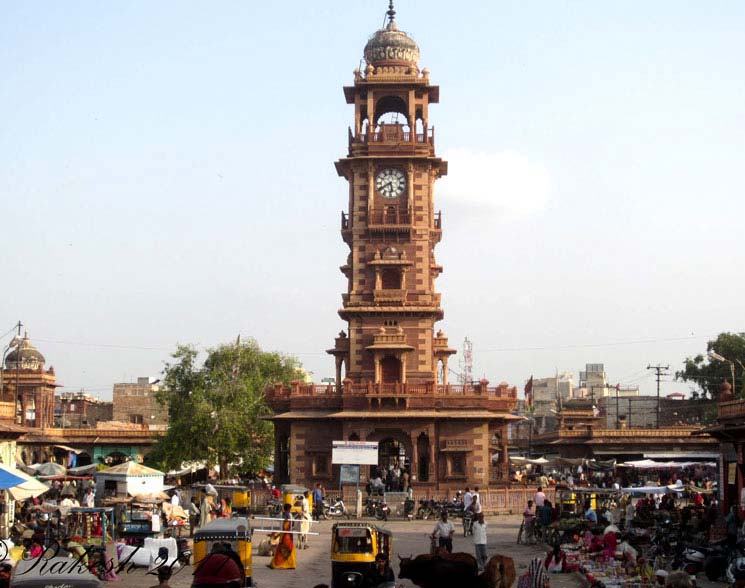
[330, 522, 393, 588]
[191, 484, 251, 514]
[193, 517, 253, 587]
[280, 484, 312, 516]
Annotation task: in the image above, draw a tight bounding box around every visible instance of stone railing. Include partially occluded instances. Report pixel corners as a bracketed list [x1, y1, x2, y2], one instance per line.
[719, 399, 745, 419]
[266, 380, 518, 413]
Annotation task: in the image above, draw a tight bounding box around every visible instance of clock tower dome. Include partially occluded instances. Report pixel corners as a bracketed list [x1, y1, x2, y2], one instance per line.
[328, 3, 456, 387]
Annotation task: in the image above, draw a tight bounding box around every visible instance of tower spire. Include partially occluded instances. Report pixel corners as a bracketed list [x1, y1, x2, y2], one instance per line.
[387, 0, 396, 26]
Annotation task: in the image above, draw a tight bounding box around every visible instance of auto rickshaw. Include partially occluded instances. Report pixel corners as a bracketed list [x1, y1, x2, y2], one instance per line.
[193, 517, 253, 587]
[191, 484, 251, 514]
[330, 522, 393, 588]
[280, 484, 312, 516]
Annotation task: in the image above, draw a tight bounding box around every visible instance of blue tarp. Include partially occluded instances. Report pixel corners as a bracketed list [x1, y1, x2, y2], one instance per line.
[0, 466, 26, 490]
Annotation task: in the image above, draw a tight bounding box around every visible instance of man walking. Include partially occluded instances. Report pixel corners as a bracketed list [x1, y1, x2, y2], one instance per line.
[431, 510, 455, 553]
[472, 512, 488, 572]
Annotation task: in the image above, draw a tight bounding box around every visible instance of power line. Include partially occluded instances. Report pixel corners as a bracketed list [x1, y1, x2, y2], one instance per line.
[647, 364, 670, 428]
[476, 334, 707, 353]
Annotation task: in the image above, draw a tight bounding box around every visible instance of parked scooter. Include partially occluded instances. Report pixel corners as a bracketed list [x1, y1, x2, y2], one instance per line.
[323, 496, 351, 519]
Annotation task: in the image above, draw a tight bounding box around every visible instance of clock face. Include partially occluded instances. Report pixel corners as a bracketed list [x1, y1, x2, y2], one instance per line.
[375, 168, 406, 199]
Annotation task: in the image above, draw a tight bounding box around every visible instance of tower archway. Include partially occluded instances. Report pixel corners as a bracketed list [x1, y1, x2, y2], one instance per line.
[381, 356, 401, 383]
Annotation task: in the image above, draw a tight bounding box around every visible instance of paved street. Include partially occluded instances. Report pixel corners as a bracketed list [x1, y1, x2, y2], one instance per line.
[113, 514, 568, 588]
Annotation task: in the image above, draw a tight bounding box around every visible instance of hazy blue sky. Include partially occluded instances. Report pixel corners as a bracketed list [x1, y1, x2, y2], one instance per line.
[1, 1, 743, 401]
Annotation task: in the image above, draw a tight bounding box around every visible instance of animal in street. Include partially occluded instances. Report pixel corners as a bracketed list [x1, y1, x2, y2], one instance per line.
[398, 552, 516, 588]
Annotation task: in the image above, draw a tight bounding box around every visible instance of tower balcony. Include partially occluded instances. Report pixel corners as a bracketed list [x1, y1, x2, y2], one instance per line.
[340, 380, 518, 412]
[373, 289, 407, 305]
[347, 126, 435, 157]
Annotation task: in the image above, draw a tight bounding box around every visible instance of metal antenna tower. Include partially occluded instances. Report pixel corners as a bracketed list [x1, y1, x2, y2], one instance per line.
[460, 337, 473, 385]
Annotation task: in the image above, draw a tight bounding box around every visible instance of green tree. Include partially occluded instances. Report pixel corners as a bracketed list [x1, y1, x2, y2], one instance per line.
[676, 332, 745, 399]
[147, 339, 299, 478]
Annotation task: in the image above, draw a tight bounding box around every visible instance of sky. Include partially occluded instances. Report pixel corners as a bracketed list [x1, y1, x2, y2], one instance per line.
[1, 1, 744, 401]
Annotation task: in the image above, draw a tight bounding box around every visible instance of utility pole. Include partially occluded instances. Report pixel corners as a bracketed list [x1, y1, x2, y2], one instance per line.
[647, 364, 670, 428]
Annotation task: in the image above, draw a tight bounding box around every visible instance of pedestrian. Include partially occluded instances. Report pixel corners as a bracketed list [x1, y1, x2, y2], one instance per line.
[148, 566, 172, 588]
[472, 512, 488, 572]
[470, 493, 483, 515]
[269, 503, 296, 569]
[534, 486, 546, 508]
[368, 553, 395, 585]
[312, 483, 324, 520]
[519, 500, 536, 544]
[188, 497, 200, 537]
[518, 557, 549, 588]
[299, 491, 311, 549]
[463, 487, 473, 512]
[199, 493, 210, 529]
[431, 510, 455, 553]
[83, 487, 95, 508]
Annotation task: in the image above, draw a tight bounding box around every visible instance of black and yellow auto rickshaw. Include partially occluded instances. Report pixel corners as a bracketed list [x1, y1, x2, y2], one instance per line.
[280, 484, 312, 516]
[330, 522, 393, 588]
[193, 517, 253, 587]
[191, 484, 251, 514]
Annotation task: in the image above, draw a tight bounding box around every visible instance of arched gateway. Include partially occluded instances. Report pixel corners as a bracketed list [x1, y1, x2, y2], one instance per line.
[267, 4, 518, 490]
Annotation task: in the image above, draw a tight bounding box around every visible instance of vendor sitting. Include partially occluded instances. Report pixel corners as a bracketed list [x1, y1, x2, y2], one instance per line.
[584, 500, 598, 524]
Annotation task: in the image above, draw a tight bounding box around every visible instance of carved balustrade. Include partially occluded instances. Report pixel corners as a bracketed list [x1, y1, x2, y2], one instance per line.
[266, 380, 517, 413]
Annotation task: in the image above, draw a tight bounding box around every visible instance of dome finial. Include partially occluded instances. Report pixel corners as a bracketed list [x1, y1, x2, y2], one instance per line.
[387, 0, 396, 26]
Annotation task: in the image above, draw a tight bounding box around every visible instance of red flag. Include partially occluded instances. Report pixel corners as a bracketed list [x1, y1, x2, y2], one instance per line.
[524, 376, 534, 411]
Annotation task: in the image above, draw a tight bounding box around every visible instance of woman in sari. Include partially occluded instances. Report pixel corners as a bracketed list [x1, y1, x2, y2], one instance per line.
[269, 503, 296, 569]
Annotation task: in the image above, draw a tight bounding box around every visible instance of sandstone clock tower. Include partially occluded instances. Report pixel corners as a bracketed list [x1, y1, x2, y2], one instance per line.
[268, 4, 517, 490]
[327, 3, 457, 387]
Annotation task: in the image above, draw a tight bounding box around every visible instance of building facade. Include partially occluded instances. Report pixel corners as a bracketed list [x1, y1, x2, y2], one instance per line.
[267, 7, 518, 490]
[1, 333, 58, 428]
[55, 392, 113, 428]
[112, 377, 168, 429]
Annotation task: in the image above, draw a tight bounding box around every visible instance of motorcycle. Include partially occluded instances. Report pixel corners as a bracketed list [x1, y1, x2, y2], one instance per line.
[463, 510, 474, 537]
[416, 499, 436, 520]
[323, 496, 351, 519]
[374, 501, 390, 521]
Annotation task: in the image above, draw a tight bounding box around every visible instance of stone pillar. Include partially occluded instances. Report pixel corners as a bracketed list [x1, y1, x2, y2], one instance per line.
[442, 358, 449, 386]
[500, 424, 509, 479]
[401, 354, 407, 384]
[335, 356, 343, 392]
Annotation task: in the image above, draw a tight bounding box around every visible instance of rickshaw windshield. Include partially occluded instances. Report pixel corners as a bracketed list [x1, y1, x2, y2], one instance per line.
[334, 528, 373, 554]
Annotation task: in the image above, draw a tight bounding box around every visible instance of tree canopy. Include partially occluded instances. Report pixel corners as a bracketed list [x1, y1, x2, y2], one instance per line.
[146, 338, 299, 478]
[676, 332, 745, 399]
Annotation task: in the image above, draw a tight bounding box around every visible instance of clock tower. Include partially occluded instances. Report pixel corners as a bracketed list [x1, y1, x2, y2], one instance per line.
[268, 4, 517, 491]
[328, 2, 456, 387]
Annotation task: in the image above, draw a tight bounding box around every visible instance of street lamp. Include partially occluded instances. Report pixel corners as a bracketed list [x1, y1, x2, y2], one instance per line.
[709, 351, 744, 396]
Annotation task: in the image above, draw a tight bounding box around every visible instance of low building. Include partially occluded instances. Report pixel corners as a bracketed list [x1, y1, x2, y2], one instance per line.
[55, 392, 113, 428]
[599, 395, 716, 429]
[113, 377, 168, 430]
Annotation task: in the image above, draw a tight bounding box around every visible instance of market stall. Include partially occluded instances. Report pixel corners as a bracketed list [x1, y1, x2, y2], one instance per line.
[93, 462, 164, 503]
